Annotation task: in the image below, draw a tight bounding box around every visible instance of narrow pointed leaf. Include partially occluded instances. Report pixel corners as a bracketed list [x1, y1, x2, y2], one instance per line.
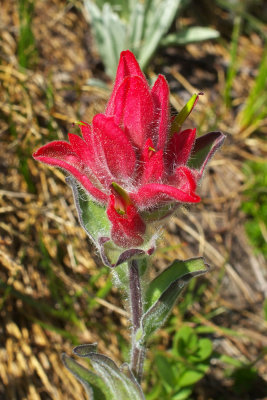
[74, 345, 145, 400]
[62, 353, 111, 400]
[89, 355, 144, 400]
[171, 94, 201, 135]
[138, 0, 182, 70]
[140, 259, 209, 344]
[83, 1, 127, 78]
[161, 27, 220, 46]
[74, 343, 98, 356]
[129, 2, 145, 52]
[144, 257, 208, 311]
[120, 363, 145, 400]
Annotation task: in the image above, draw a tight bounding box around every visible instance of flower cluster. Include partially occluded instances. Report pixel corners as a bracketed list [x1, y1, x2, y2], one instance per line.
[33, 51, 224, 250]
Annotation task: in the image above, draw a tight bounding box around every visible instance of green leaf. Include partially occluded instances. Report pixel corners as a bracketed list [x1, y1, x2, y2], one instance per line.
[129, 2, 145, 53]
[102, 3, 128, 73]
[219, 354, 243, 368]
[112, 257, 148, 294]
[83, 0, 127, 78]
[93, 0, 131, 19]
[138, 0, 182, 70]
[173, 326, 213, 362]
[239, 43, 267, 128]
[178, 368, 205, 387]
[171, 93, 200, 135]
[62, 353, 111, 400]
[63, 344, 145, 400]
[172, 388, 192, 400]
[183, 331, 198, 354]
[111, 262, 129, 291]
[18, 0, 38, 69]
[224, 15, 241, 108]
[86, 78, 110, 90]
[155, 354, 177, 392]
[146, 381, 162, 400]
[174, 326, 198, 358]
[144, 258, 208, 311]
[192, 338, 213, 362]
[161, 26, 220, 46]
[66, 177, 110, 246]
[140, 259, 209, 344]
[74, 345, 145, 400]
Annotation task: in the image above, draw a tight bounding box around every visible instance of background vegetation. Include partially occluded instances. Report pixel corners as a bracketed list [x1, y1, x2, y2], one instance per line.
[0, 0, 266, 399]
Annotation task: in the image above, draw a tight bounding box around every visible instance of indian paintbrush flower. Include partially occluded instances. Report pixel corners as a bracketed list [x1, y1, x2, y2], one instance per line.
[34, 50, 225, 396]
[33, 50, 225, 255]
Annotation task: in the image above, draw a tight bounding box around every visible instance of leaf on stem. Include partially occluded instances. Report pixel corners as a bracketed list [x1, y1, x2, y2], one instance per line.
[62, 353, 111, 400]
[144, 257, 208, 310]
[138, 0, 182, 70]
[63, 344, 145, 400]
[161, 26, 219, 46]
[83, 0, 127, 78]
[171, 93, 201, 135]
[140, 258, 209, 344]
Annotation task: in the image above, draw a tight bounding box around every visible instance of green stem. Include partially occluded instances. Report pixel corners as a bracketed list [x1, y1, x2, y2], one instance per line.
[128, 259, 146, 383]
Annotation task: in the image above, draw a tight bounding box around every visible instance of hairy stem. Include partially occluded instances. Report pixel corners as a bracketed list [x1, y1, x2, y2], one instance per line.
[128, 259, 146, 383]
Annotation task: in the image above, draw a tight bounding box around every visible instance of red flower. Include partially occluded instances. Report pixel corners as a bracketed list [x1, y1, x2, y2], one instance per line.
[33, 51, 225, 250]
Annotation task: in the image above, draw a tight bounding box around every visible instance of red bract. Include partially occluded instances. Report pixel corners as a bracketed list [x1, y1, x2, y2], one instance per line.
[33, 50, 225, 249]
